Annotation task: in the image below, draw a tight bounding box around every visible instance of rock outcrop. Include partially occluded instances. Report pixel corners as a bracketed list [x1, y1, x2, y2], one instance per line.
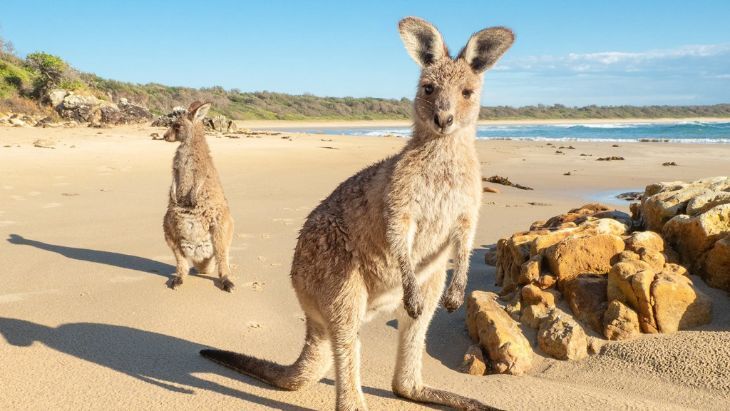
[48, 89, 151, 125]
[466, 291, 533, 375]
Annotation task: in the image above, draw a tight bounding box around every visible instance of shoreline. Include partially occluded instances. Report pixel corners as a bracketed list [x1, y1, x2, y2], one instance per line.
[236, 116, 730, 129]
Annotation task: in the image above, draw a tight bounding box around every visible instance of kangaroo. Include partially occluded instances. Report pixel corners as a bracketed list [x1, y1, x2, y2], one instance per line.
[162, 101, 235, 292]
[201, 17, 513, 410]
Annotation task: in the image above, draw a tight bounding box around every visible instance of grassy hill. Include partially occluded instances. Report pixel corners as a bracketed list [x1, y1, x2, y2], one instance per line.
[1, 39, 729, 121]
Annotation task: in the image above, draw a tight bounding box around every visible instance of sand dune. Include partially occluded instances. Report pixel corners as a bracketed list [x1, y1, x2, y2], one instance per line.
[0, 125, 728, 410]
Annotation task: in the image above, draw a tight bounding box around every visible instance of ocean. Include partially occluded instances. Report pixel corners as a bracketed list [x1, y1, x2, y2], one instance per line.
[286, 121, 730, 143]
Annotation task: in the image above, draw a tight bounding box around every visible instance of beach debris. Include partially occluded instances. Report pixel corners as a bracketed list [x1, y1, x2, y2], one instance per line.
[612, 144, 620, 147]
[466, 291, 533, 375]
[662, 161, 678, 166]
[563, 171, 571, 176]
[320, 146, 338, 150]
[538, 311, 587, 361]
[596, 156, 624, 161]
[484, 175, 533, 190]
[616, 191, 642, 201]
[558, 145, 576, 150]
[32, 139, 56, 149]
[459, 344, 488, 375]
[483, 185, 500, 194]
[580, 153, 593, 156]
[639, 138, 669, 143]
[555, 150, 564, 154]
[150, 132, 160, 140]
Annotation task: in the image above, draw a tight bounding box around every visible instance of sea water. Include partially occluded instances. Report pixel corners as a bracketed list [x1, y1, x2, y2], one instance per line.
[286, 121, 730, 143]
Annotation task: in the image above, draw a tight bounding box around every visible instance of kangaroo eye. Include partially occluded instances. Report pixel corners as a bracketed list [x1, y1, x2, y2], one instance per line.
[462, 89, 473, 99]
[423, 84, 434, 95]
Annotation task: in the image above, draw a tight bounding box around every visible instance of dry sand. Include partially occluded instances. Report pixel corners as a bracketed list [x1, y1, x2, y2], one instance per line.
[0, 124, 728, 410]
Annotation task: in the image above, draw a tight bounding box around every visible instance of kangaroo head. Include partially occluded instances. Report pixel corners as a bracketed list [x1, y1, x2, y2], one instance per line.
[398, 17, 514, 136]
[163, 101, 211, 143]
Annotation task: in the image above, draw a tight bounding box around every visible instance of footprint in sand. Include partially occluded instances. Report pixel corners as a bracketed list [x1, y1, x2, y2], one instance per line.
[273, 218, 294, 225]
[109, 275, 146, 283]
[243, 281, 265, 291]
[246, 321, 262, 329]
[10, 195, 25, 201]
[257, 256, 267, 263]
[42, 203, 62, 209]
[230, 245, 248, 251]
[236, 233, 254, 239]
[28, 191, 41, 197]
[261, 233, 272, 239]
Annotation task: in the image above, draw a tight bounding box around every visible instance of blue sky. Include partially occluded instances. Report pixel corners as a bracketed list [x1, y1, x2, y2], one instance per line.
[2, 0, 729, 106]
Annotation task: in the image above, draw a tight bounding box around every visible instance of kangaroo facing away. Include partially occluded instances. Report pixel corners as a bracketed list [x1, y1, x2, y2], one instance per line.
[162, 101, 235, 292]
[201, 17, 513, 410]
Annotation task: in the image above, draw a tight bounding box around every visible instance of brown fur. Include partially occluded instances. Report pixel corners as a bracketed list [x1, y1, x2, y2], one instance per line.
[201, 17, 514, 410]
[162, 101, 235, 292]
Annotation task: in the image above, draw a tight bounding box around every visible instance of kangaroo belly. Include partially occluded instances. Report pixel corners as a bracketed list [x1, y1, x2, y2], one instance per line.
[175, 214, 214, 263]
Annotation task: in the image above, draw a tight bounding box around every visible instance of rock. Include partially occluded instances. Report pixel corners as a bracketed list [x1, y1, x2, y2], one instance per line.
[596, 156, 624, 161]
[631, 269, 659, 334]
[686, 191, 730, 216]
[483, 185, 500, 194]
[652, 272, 713, 333]
[58, 93, 103, 123]
[518, 255, 542, 285]
[484, 247, 498, 266]
[521, 284, 558, 307]
[520, 303, 551, 329]
[9, 117, 28, 127]
[47, 89, 69, 107]
[33, 139, 56, 148]
[602, 300, 640, 340]
[607, 260, 653, 306]
[537, 312, 587, 361]
[459, 344, 487, 376]
[544, 233, 625, 286]
[616, 191, 642, 201]
[641, 177, 729, 232]
[466, 291, 533, 375]
[150, 132, 160, 140]
[152, 106, 187, 127]
[537, 274, 557, 289]
[702, 237, 730, 291]
[562, 275, 608, 333]
[638, 248, 666, 272]
[663, 204, 730, 265]
[586, 337, 607, 355]
[117, 98, 152, 123]
[204, 115, 237, 133]
[660, 263, 689, 277]
[625, 231, 665, 253]
[617, 250, 640, 262]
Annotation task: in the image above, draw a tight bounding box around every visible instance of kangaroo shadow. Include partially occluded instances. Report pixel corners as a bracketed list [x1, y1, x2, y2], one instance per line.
[0, 317, 315, 411]
[6, 234, 175, 279]
[424, 246, 501, 370]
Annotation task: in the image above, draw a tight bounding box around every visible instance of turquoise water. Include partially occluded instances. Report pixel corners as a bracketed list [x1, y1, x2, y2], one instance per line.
[287, 121, 730, 143]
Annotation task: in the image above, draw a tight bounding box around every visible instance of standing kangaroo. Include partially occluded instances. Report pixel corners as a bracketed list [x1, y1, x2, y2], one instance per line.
[201, 17, 513, 410]
[163, 101, 235, 292]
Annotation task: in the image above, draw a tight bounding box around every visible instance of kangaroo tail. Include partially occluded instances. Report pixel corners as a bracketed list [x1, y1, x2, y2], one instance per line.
[200, 320, 331, 391]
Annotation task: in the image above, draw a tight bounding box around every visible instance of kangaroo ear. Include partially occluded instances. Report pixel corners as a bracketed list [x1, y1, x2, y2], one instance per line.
[398, 17, 449, 67]
[187, 101, 211, 122]
[458, 27, 514, 74]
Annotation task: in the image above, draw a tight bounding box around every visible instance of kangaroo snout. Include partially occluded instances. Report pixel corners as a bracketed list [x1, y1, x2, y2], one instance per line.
[433, 112, 454, 129]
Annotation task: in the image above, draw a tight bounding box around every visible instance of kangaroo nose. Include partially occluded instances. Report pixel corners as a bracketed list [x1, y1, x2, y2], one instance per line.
[434, 113, 454, 128]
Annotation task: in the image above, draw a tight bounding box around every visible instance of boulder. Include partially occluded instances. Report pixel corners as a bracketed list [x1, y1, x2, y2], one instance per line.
[663, 203, 730, 265]
[702, 237, 730, 291]
[562, 275, 608, 333]
[518, 255, 541, 285]
[544, 233, 625, 287]
[630, 269, 659, 334]
[607, 260, 653, 306]
[152, 106, 187, 127]
[537, 312, 587, 361]
[204, 114, 237, 132]
[520, 303, 551, 329]
[459, 344, 487, 376]
[521, 284, 558, 307]
[652, 272, 713, 333]
[47, 89, 69, 108]
[686, 191, 730, 216]
[638, 248, 666, 272]
[602, 300, 640, 340]
[625, 231, 665, 253]
[466, 291, 533, 375]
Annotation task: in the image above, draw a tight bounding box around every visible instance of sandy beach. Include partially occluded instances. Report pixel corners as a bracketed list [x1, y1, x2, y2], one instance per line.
[1, 124, 729, 410]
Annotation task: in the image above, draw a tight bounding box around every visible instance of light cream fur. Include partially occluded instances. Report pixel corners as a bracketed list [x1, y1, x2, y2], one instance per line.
[162, 101, 236, 292]
[200, 17, 514, 410]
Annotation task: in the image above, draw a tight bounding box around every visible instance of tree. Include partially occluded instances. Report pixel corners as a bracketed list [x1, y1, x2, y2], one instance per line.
[25, 52, 68, 98]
